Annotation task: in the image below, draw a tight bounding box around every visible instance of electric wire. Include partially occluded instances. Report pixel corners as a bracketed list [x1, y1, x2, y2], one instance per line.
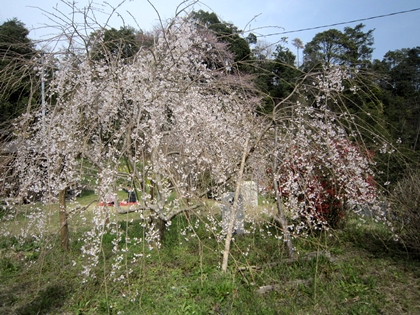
[263, 7, 420, 37]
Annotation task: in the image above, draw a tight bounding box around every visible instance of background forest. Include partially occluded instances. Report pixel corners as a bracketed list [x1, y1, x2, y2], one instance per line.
[0, 1, 419, 314]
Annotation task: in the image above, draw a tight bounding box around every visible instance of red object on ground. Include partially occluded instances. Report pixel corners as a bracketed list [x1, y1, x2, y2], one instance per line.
[119, 201, 139, 206]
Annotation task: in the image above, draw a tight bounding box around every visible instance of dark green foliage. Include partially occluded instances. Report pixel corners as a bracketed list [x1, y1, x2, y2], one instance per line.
[269, 46, 301, 99]
[342, 23, 375, 68]
[375, 47, 420, 150]
[0, 18, 37, 127]
[0, 18, 33, 56]
[90, 26, 140, 61]
[304, 29, 347, 69]
[368, 47, 420, 182]
[303, 23, 374, 70]
[253, 44, 303, 114]
[191, 10, 251, 64]
[246, 33, 257, 45]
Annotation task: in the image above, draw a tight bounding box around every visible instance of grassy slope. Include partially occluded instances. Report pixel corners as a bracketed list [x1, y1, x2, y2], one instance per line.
[0, 195, 419, 315]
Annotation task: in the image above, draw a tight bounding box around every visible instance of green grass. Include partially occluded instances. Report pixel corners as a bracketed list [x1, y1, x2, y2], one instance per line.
[1, 196, 419, 315]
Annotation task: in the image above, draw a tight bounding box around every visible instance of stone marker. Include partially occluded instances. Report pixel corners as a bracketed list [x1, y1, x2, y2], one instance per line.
[219, 192, 244, 235]
[241, 181, 258, 208]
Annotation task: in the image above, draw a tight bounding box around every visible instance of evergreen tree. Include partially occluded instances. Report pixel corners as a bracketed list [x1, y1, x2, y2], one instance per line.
[89, 26, 140, 61]
[343, 23, 374, 68]
[303, 24, 374, 70]
[0, 18, 37, 128]
[375, 47, 420, 151]
[191, 10, 251, 66]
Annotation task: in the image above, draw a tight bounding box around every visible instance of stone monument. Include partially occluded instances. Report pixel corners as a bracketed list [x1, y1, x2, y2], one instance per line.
[219, 192, 244, 235]
[241, 181, 258, 208]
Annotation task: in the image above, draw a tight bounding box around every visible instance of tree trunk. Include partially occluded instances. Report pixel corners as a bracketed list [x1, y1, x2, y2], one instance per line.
[273, 126, 294, 258]
[156, 217, 166, 243]
[273, 180, 295, 259]
[148, 214, 166, 243]
[222, 137, 249, 272]
[59, 188, 69, 251]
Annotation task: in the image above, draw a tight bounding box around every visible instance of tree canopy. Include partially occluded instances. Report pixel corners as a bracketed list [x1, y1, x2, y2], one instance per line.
[303, 23, 374, 69]
[191, 10, 251, 65]
[374, 47, 420, 152]
[89, 26, 141, 60]
[0, 18, 37, 128]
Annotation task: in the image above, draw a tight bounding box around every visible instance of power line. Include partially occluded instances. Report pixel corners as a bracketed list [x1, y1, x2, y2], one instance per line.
[264, 7, 420, 37]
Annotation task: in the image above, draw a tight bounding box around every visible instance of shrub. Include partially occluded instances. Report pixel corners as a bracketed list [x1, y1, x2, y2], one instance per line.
[390, 169, 420, 254]
[275, 138, 376, 230]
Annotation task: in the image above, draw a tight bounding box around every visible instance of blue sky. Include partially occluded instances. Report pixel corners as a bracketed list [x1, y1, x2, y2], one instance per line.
[1, 0, 419, 60]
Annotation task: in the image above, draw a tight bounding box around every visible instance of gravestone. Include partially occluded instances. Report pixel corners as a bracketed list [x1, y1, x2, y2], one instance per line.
[219, 192, 244, 235]
[241, 181, 258, 208]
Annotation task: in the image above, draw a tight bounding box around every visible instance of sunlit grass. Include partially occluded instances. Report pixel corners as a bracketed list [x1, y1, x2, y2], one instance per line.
[1, 193, 419, 315]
